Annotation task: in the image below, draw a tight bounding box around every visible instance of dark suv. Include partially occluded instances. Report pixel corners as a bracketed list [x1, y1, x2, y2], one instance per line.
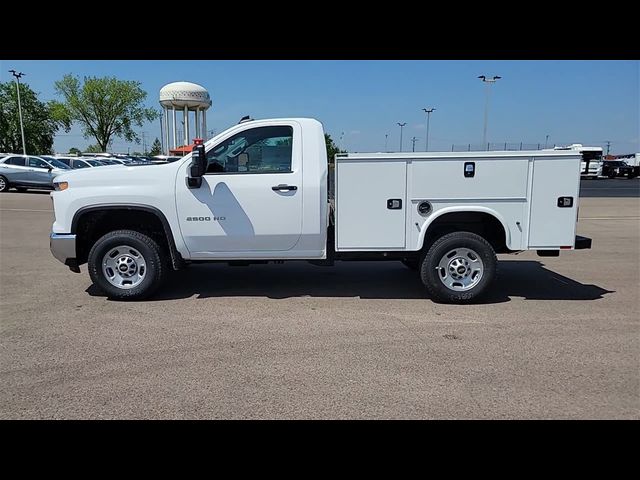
[602, 160, 635, 179]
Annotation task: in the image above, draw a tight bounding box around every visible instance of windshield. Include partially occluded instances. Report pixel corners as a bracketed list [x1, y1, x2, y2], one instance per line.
[41, 156, 71, 169]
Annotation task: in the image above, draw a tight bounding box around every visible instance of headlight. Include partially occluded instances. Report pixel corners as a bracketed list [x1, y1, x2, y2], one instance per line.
[53, 181, 68, 191]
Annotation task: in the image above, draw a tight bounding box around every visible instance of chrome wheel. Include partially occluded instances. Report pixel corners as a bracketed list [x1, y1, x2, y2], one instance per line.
[102, 245, 147, 289]
[0, 177, 7, 191]
[436, 247, 484, 291]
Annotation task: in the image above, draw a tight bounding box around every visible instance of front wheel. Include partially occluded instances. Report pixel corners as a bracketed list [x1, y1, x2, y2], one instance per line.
[88, 229, 167, 300]
[0, 176, 9, 192]
[420, 231, 497, 304]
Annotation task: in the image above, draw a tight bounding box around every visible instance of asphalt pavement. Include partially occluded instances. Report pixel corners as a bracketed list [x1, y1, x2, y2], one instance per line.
[579, 178, 640, 197]
[0, 187, 638, 419]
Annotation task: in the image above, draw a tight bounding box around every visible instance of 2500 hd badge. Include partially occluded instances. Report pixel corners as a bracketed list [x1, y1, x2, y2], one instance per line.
[185, 216, 226, 221]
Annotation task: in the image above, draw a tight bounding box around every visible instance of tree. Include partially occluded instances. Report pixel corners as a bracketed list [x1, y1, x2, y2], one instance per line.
[0, 81, 69, 154]
[149, 137, 162, 156]
[84, 144, 103, 153]
[68, 147, 82, 155]
[51, 74, 159, 152]
[325, 133, 345, 164]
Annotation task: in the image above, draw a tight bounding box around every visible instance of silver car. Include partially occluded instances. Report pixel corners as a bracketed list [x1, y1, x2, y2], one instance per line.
[54, 157, 109, 169]
[0, 155, 71, 192]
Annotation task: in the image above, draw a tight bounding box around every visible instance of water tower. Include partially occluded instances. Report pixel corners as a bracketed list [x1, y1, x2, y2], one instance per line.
[159, 81, 212, 155]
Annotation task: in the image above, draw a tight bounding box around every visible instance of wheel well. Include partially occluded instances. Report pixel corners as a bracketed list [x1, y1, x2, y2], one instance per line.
[422, 211, 508, 253]
[73, 208, 182, 268]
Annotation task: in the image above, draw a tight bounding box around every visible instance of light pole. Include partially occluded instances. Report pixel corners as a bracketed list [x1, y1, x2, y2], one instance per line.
[9, 70, 27, 156]
[397, 123, 406, 152]
[422, 107, 435, 151]
[545, 134, 549, 149]
[384, 133, 388, 152]
[478, 75, 501, 149]
[411, 136, 419, 152]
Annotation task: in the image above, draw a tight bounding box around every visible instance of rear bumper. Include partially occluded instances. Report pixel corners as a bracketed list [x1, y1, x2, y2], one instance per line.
[575, 235, 592, 250]
[50, 233, 78, 270]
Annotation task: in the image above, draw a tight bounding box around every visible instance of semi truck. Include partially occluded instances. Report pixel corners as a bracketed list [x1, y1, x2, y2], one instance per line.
[49, 117, 591, 303]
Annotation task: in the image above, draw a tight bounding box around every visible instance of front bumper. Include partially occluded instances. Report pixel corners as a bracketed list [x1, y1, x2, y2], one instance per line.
[50, 233, 79, 271]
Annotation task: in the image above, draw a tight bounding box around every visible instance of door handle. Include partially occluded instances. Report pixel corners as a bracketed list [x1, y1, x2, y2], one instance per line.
[272, 184, 297, 191]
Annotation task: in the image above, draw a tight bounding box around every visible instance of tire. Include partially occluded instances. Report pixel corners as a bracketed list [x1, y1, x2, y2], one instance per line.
[0, 175, 9, 192]
[88, 229, 167, 300]
[420, 231, 497, 304]
[608, 173, 616, 179]
[401, 258, 420, 271]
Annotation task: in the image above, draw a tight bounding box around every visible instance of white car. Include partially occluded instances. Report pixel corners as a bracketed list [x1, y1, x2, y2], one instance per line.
[0, 155, 71, 192]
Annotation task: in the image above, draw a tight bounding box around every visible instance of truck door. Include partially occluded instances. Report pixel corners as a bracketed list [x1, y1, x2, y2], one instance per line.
[175, 123, 303, 256]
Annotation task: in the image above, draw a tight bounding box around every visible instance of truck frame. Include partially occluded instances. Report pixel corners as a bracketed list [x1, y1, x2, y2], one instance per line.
[50, 118, 591, 303]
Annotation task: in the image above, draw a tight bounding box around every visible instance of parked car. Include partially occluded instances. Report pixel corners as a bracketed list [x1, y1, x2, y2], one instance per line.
[151, 155, 182, 163]
[602, 160, 635, 179]
[54, 157, 108, 169]
[0, 155, 71, 192]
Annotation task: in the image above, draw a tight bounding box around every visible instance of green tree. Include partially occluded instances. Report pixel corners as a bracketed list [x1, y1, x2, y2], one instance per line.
[0, 81, 69, 154]
[149, 137, 162, 156]
[51, 74, 158, 152]
[84, 144, 103, 153]
[325, 133, 345, 164]
[68, 147, 82, 155]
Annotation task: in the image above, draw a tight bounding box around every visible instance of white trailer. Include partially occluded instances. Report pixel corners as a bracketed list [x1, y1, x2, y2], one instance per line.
[49, 117, 591, 303]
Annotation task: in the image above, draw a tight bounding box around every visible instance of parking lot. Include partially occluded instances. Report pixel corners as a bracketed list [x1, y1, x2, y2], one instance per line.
[1, 181, 638, 419]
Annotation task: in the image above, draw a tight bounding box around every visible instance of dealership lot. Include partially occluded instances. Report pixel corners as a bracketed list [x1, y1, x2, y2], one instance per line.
[0, 184, 638, 419]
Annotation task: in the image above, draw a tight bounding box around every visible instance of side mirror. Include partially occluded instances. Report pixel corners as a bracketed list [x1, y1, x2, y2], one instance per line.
[47, 166, 53, 172]
[187, 143, 207, 188]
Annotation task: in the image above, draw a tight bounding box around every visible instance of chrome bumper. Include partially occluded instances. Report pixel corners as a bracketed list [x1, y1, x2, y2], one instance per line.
[50, 233, 77, 265]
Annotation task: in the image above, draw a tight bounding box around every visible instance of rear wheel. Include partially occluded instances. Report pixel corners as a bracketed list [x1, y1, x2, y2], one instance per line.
[0, 176, 8, 192]
[88, 229, 167, 300]
[420, 231, 497, 304]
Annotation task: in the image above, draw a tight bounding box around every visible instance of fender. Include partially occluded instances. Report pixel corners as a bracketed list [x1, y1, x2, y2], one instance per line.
[418, 205, 512, 250]
[71, 204, 185, 269]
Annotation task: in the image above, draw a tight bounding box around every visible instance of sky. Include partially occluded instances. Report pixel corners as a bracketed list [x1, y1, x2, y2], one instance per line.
[1, 60, 638, 155]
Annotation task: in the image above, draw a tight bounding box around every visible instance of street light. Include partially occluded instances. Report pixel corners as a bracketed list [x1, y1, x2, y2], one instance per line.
[411, 136, 419, 152]
[422, 107, 435, 151]
[9, 70, 27, 156]
[384, 133, 389, 152]
[397, 123, 406, 152]
[478, 75, 501, 149]
[545, 134, 550, 149]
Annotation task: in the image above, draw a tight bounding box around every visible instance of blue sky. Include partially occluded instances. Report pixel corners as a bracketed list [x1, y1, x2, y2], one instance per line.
[1, 60, 638, 154]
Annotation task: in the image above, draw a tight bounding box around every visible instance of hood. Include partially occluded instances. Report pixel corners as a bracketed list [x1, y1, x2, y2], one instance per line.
[55, 161, 183, 187]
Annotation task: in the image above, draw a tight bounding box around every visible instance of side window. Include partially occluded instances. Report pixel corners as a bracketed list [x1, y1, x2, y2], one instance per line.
[205, 126, 293, 174]
[29, 157, 49, 168]
[58, 158, 71, 166]
[73, 160, 89, 169]
[7, 157, 26, 166]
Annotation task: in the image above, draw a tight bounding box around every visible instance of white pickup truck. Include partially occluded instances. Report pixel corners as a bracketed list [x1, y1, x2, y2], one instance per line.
[50, 117, 591, 303]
